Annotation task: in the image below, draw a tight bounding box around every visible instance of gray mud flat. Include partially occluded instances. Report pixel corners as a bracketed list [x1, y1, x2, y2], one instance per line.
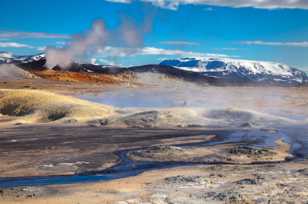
[0, 124, 308, 204]
[0, 125, 229, 178]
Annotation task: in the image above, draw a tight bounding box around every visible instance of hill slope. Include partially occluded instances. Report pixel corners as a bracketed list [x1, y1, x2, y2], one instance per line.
[160, 58, 307, 85]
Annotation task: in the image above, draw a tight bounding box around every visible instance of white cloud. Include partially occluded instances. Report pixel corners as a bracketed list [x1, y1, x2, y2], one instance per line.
[37, 46, 47, 51]
[160, 41, 200, 46]
[242, 40, 308, 47]
[98, 46, 229, 58]
[140, 46, 205, 56]
[0, 32, 70, 39]
[105, 0, 308, 10]
[0, 42, 49, 50]
[91, 57, 118, 65]
[0, 42, 34, 48]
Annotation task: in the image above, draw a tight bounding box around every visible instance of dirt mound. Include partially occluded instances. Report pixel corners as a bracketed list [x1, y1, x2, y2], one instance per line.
[128, 140, 293, 164]
[108, 107, 293, 129]
[0, 89, 115, 124]
[0, 89, 297, 128]
[0, 64, 38, 81]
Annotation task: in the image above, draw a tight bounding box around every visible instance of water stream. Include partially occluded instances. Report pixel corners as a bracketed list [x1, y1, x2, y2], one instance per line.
[0, 128, 306, 189]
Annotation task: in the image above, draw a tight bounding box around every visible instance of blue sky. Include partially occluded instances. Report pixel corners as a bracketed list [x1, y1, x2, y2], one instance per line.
[1, 0, 308, 69]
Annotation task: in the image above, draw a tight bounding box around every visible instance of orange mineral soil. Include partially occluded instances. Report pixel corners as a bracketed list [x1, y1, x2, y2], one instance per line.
[31, 69, 131, 84]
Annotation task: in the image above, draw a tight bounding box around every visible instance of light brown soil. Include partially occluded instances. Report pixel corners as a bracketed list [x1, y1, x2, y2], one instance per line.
[1, 161, 308, 204]
[31, 70, 128, 84]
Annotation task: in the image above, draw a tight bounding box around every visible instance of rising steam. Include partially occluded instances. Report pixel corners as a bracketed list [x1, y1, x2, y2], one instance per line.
[46, 20, 108, 68]
[46, 18, 150, 68]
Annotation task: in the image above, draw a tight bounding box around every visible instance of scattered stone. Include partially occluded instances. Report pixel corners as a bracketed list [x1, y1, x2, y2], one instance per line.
[187, 124, 204, 128]
[297, 168, 308, 176]
[63, 119, 78, 124]
[0, 187, 57, 199]
[235, 178, 257, 185]
[147, 145, 184, 153]
[131, 145, 185, 160]
[89, 119, 109, 127]
[150, 193, 168, 204]
[209, 173, 224, 178]
[202, 191, 216, 198]
[120, 111, 159, 128]
[229, 145, 271, 156]
[212, 191, 249, 203]
[164, 175, 207, 185]
[255, 198, 270, 204]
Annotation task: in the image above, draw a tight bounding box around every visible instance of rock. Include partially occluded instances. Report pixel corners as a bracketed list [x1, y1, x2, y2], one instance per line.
[88, 119, 109, 127]
[202, 191, 217, 198]
[52, 65, 62, 71]
[120, 111, 159, 128]
[209, 173, 224, 178]
[212, 191, 248, 203]
[297, 168, 308, 176]
[150, 193, 168, 204]
[0, 187, 55, 199]
[148, 145, 184, 153]
[164, 175, 207, 185]
[131, 145, 185, 160]
[63, 119, 78, 124]
[229, 146, 271, 156]
[235, 178, 257, 185]
[187, 124, 204, 128]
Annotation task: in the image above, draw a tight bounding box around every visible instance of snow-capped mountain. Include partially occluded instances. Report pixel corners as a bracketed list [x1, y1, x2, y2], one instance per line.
[0, 52, 45, 64]
[10, 53, 47, 70]
[1, 52, 307, 85]
[160, 58, 307, 85]
[0, 52, 13, 64]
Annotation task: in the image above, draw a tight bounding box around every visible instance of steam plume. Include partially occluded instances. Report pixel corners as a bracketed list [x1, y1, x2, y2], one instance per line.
[46, 16, 152, 68]
[46, 20, 108, 68]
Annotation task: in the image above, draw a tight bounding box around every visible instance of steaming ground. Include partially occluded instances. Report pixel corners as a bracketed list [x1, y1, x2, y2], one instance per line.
[1, 73, 307, 143]
[1, 16, 308, 203]
[1, 72, 308, 128]
[0, 88, 303, 129]
[1, 75, 308, 204]
[80, 72, 308, 125]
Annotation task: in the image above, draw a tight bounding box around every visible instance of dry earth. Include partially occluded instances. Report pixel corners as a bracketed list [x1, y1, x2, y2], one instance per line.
[0, 77, 308, 204]
[1, 162, 308, 204]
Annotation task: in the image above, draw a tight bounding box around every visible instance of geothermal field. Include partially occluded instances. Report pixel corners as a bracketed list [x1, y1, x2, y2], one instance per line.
[0, 62, 308, 204]
[1, 1, 308, 203]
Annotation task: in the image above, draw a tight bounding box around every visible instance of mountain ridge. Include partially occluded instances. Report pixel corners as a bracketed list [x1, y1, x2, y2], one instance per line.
[0, 52, 307, 86]
[160, 57, 307, 85]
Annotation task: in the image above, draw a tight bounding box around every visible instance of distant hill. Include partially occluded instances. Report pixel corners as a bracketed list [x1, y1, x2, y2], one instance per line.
[1, 52, 307, 86]
[160, 57, 307, 85]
